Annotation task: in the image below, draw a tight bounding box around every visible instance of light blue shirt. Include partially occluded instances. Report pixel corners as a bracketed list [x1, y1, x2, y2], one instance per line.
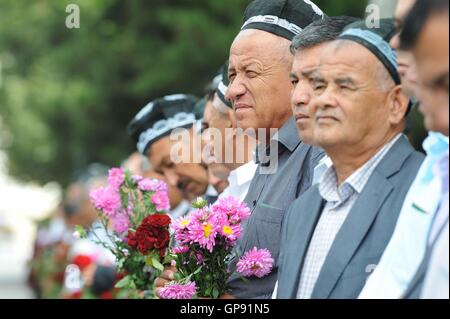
[359, 132, 449, 299]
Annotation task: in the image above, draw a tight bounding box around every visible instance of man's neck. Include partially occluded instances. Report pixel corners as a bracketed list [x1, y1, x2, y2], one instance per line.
[327, 132, 400, 185]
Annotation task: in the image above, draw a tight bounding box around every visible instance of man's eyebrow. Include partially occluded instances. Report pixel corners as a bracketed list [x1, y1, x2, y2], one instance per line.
[309, 70, 325, 82]
[335, 77, 356, 86]
[289, 72, 298, 79]
[301, 68, 318, 78]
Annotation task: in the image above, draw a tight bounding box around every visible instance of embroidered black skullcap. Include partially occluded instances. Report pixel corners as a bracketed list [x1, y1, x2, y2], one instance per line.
[241, 0, 325, 41]
[127, 94, 199, 155]
[216, 61, 232, 109]
[338, 19, 401, 85]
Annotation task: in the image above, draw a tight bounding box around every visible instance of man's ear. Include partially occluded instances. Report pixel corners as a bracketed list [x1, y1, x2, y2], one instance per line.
[388, 85, 410, 125]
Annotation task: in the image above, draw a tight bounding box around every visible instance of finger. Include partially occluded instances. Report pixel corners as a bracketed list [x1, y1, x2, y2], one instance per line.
[161, 270, 175, 281]
[154, 277, 169, 288]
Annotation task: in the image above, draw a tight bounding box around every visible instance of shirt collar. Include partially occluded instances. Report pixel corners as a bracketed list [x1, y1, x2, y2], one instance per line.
[273, 117, 302, 152]
[319, 134, 402, 204]
[254, 117, 301, 164]
[229, 160, 258, 186]
[423, 132, 449, 158]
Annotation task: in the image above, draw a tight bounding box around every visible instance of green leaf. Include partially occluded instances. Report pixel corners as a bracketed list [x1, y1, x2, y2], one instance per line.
[145, 256, 154, 267]
[192, 197, 208, 209]
[151, 257, 164, 272]
[212, 288, 220, 299]
[74, 225, 87, 238]
[115, 275, 131, 289]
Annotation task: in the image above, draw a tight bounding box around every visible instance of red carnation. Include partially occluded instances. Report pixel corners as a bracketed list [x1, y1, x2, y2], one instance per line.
[146, 214, 171, 227]
[128, 214, 171, 256]
[73, 255, 93, 271]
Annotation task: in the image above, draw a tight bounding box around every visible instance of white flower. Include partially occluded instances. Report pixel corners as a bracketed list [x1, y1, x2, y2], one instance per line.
[72, 231, 81, 239]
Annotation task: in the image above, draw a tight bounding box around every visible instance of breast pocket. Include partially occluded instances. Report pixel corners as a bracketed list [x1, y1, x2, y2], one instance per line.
[242, 203, 285, 260]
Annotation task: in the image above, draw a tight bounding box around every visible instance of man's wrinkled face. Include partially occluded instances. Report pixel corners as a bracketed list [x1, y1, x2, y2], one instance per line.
[413, 13, 449, 136]
[391, 0, 420, 98]
[227, 29, 293, 137]
[148, 134, 209, 201]
[290, 44, 328, 145]
[309, 42, 398, 151]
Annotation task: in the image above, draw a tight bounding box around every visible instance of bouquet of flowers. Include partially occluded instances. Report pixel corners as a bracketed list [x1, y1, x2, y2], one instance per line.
[160, 196, 274, 299]
[77, 167, 172, 297]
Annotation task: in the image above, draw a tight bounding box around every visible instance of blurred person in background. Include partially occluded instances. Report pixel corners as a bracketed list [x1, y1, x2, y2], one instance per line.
[128, 94, 210, 205]
[122, 152, 190, 219]
[60, 165, 118, 299]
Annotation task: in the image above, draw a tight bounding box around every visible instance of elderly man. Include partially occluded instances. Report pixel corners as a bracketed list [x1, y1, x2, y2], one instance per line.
[154, 65, 258, 298]
[224, 0, 325, 298]
[202, 62, 258, 202]
[290, 16, 358, 185]
[276, 19, 424, 299]
[128, 94, 209, 209]
[270, 16, 358, 298]
[359, 0, 449, 299]
[399, 0, 449, 299]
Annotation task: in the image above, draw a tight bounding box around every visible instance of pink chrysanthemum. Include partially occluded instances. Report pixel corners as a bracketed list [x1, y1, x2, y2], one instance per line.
[89, 187, 121, 216]
[236, 247, 274, 278]
[111, 213, 130, 234]
[187, 217, 219, 253]
[173, 246, 190, 254]
[172, 217, 192, 244]
[108, 168, 125, 191]
[152, 191, 170, 212]
[138, 178, 168, 193]
[218, 223, 241, 244]
[212, 196, 251, 224]
[159, 282, 197, 300]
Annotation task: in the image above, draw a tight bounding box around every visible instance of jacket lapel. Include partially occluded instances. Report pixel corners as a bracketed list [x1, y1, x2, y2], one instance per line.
[311, 172, 394, 298]
[282, 188, 324, 298]
[311, 136, 415, 298]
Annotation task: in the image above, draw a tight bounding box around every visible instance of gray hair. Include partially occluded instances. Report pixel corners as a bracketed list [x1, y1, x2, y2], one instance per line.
[290, 16, 359, 53]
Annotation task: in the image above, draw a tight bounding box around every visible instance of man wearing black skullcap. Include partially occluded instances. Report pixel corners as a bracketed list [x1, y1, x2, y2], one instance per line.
[202, 62, 258, 202]
[276, 19, 424, 298]
[128, 94, 209, 202]
[223, 0, 326, 299]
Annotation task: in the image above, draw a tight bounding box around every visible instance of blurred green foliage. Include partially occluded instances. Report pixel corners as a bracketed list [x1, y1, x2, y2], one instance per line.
[0, 0, 368, 187]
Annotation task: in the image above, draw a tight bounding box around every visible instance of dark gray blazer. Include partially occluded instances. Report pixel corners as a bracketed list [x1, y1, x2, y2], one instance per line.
[227, 118, 324, 298]
[277, 135, 425, 299]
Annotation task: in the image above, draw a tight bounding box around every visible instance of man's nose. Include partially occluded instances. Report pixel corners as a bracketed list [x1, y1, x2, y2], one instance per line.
[163, 167, 179, 187]
[226, 78, 246, 104]
[292, 86, 310, 110]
